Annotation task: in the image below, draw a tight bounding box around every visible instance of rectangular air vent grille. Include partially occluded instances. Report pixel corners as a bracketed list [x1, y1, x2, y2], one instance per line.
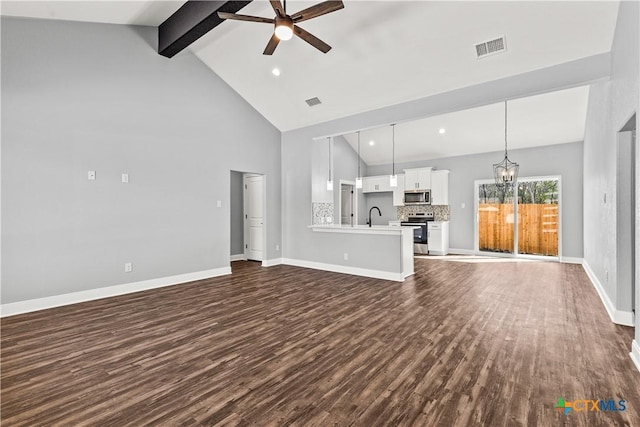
[305, 97, 322, 107]
[475, 36, 506, 59]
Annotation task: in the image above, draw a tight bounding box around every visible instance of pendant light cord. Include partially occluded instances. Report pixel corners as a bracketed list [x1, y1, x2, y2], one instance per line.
[392, 124, 396, 176]
[357, 131, 361, 178]
[328, 137, 331, 180]
[504, 101, 508, 159]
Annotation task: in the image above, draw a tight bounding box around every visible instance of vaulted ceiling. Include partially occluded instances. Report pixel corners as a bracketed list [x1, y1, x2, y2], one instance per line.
[1, 1, 621, 161]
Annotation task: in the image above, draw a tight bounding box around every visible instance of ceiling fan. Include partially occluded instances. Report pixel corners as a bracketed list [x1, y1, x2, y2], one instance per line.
[217, 1, 344, 55]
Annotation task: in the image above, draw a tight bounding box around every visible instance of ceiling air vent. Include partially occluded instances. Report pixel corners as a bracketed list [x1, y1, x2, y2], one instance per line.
[305, 97, 322, 107]
[475, 36, 506, 59]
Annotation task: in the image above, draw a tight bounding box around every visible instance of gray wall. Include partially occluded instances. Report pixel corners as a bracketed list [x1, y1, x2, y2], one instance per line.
[582, 0, 639, 327]
[366, 142, 584, 257]
[230, 171, 244, 256]
[283, 54, 608, 266]
[310, 136, 367, 223]
[364, 193, 395, 225]
[331, 136, 367, 225]
[1, 18, 281, 304]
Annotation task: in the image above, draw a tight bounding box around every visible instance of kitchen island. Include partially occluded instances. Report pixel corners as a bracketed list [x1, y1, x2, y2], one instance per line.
[307, 224, 416, 281]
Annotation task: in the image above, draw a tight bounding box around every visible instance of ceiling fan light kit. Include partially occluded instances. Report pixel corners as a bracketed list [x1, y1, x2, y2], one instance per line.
[218, 1, 344, 55]
[274, 15, 294, 40]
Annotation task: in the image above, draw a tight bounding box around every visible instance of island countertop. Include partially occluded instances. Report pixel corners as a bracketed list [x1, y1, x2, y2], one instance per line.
[309, 224, 418, 235]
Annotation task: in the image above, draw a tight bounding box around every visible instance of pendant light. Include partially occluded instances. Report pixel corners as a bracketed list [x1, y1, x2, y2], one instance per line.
[355, 131, 363, 189]
[493, 101, 519, 186]
[326, 137, 333, 191]
[389, 124, 398, 187]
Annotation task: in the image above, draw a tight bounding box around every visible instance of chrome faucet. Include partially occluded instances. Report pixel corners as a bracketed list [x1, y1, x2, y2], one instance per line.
[368, 206, 381, 227]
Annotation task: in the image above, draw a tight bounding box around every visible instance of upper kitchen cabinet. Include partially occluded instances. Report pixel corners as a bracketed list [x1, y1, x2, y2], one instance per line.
[362, 175, 391, 193]
[431, 170, 450, 205]
[404, 167, 432, 190]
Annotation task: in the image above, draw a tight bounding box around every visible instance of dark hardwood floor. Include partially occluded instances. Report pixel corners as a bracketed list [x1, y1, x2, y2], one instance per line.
[1, 259, 639, 426]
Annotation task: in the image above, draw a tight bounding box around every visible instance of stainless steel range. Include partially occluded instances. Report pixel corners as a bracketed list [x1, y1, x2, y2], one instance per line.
[401, 212, 434, 254]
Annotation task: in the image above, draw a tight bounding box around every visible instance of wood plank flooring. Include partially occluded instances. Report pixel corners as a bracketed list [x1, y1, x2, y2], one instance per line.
[2, 259, 639, 426]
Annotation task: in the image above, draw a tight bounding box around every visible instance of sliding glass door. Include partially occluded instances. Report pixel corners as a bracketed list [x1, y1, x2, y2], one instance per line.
[517, 179, 559, 257]
[475, 177, 560, 259]
[477, 182, 515, 254]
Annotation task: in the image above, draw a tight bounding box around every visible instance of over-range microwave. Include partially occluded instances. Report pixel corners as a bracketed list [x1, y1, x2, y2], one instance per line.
[404, 190, 431, 205]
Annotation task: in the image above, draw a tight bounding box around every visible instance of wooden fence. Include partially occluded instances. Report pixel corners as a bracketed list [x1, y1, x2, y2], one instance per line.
[478, 204, 558, 256]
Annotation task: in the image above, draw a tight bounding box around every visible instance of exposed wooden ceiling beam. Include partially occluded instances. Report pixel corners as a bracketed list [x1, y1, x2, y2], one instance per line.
[158, 1, 252, 58]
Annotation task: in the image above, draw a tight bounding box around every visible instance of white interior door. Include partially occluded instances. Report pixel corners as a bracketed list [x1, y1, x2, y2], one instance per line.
[244, 174, 264, 261]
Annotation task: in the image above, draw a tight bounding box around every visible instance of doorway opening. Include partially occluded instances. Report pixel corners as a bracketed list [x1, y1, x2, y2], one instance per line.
[230, 171, 245, 262]
[339, 180, 357, 226]
[617, 113, 636, 321]
[243, 173, 266, 262]
[475, 176, 561, 260]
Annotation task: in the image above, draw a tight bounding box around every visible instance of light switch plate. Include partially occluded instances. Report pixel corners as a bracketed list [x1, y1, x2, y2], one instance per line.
[88, 171, 96, 180]
[216, 200, 222, 208]
[122, 173, 129, 183]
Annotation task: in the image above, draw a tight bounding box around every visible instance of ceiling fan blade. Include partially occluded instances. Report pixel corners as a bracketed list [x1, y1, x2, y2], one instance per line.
[269, 0, 285, 17]
[291, 1, 344, 23]
[263, 33, 280, 55]
[293, 25, 331, 53]
[217, 12, 274, 24]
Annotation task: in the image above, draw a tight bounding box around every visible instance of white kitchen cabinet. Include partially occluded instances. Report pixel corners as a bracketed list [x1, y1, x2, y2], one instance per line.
[363, 176, 390, 193]
[431, 170, 450, 205]
[392, 174, 405, 206]
[404, 167, 432, 190]
[428, 221, 449, 255]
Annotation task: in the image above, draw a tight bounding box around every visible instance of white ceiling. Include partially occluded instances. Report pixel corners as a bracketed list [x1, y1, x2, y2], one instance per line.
[0, 1, 619, 160]
[189, 1, 619, 131]
[342, 85, 590, 165]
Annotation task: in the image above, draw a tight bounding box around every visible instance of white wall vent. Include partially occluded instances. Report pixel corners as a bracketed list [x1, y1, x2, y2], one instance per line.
[475, 36, 506, 59]
[305, 97, 322, 107]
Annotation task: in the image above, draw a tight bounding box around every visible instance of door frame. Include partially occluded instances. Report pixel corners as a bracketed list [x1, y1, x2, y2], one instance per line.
[338, 179, 357, 226]
[243, 173, 267, 262]
[474, 175, 562, 261]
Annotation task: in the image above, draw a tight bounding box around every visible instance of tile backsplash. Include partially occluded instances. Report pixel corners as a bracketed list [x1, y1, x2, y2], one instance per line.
[396, 205, 450, 221]
[312, 202, 334, 225]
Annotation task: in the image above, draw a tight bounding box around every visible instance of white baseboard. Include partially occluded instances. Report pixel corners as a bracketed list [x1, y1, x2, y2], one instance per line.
[448, 248, 475, 255]
[561, 256, 583, 264]
[230, 254, 246, 262]
[262, 258, 283, 267]
[0, 267, 232, 318]
[582, 260, 634, 327]
[631, 340, 640, 374]
[281, 258, 404, 282]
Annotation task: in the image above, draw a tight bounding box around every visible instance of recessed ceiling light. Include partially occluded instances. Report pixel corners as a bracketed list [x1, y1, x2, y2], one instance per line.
[369, 140, 375, 146]
[272, 68, 281, 76]
[439, 128, 446, 134]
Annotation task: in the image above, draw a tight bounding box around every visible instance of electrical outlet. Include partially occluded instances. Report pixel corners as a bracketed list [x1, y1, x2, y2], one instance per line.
[88, 171, 96, 180]
[125, 262, 133, 273]
[344, 253, 349, 261]
[121, 173, 129, 183]
[276, 244, 280, 251]
[216, 200, 222, 208]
